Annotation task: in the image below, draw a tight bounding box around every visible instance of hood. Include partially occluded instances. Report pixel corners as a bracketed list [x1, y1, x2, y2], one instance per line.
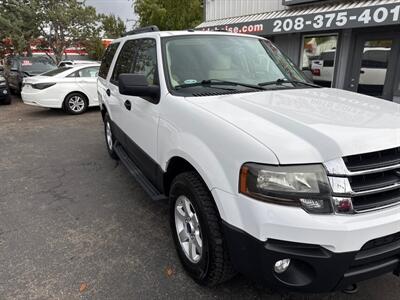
[189, 88, 400, 164]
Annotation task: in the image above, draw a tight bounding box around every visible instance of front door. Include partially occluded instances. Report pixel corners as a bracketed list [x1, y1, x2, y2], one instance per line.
[348, 32, 400, 102]
[109, 37, 160, 182]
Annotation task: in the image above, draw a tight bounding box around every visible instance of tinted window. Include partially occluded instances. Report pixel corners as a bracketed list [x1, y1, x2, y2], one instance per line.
[20, 57, 56, 75]
[99, 43, 120, 79]
[133, 39, 158, 85]
[42, 67, 71, 76]
[321, 51, 335, 67]
[362, 49, 390, 69]
[111, 39, 139, 83]
[11, 59, 19, 70]
[78, 66, 99, 78]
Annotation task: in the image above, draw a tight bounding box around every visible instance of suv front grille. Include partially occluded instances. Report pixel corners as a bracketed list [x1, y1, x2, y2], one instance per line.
[344, 147, 400, 172]
[326, 147, 400, 213]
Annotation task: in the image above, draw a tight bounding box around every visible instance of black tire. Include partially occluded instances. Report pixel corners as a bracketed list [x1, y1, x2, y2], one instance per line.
[9, 87, 17, 95]
[63, 92, 88, 115]
[169, 171, 236, 286]
[104, 113, 118, 160]
[2, 96, 11, 105]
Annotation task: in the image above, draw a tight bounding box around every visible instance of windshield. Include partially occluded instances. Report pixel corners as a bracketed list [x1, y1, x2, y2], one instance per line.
[163, 35, 309, 91]
[20, 57, 56, 75]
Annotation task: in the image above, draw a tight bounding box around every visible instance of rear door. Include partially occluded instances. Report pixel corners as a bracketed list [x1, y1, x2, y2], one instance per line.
[75, 66, 100, 105]
[107, 39, 139, 137]
[98, 42, 121, 118]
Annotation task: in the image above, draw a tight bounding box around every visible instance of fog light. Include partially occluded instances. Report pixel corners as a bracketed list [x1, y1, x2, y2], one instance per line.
[274, 258, 291, 274]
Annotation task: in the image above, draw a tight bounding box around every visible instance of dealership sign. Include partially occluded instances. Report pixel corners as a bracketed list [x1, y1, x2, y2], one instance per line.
[201, 3, 400, 35]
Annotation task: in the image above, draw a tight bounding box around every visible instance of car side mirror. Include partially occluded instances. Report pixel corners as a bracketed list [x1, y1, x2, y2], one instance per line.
[302, 70, 314, 83]
[118, 74, 160, 104]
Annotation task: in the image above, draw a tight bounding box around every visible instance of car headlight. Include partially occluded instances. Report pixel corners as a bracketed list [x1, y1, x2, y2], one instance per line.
[239, 163, 333, 214]
[32, 83, 56, 90]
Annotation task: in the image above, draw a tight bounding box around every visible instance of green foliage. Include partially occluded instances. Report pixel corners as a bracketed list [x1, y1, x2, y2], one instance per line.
[134, 0, 203, 30]
[35, 0, 100, 63]
[0, 0, 41, 56]
[0, 0, 103, 62]
[83, 38, 105, 61]
[100, 14, 126, 39]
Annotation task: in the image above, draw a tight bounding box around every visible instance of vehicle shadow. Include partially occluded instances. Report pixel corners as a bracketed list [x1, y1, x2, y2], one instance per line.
[22, 105, 101, 118]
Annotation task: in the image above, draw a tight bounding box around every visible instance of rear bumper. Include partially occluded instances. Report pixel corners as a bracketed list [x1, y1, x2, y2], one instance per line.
[21, 90, 61, 108]
[223, 222, 400, 293]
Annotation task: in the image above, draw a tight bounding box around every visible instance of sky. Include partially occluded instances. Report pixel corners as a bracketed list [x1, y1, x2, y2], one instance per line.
[85, 0, 138, 29]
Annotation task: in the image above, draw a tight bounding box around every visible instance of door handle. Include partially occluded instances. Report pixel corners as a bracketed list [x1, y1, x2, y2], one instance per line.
[106, 89, 111, 96]
[124, 100, 132, 111]
[360, 70, 365, 74]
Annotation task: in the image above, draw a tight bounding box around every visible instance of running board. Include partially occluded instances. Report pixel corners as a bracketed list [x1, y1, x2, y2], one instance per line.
[114, 143, 167, 201]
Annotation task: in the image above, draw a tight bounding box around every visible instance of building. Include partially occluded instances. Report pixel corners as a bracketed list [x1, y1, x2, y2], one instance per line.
[197, 0, 400, 102]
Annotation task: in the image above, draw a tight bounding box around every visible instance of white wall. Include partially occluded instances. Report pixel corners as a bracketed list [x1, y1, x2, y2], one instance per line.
[205, 0, 285, 21]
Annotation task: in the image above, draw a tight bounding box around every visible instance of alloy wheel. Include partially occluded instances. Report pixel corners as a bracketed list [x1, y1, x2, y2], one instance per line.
[174, 195, 203, 263]
[68, 95, 85, 112]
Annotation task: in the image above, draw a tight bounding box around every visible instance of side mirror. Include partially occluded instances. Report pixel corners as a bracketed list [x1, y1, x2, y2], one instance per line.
[118, 74, 160, 104]
[302, 70, 314, 83]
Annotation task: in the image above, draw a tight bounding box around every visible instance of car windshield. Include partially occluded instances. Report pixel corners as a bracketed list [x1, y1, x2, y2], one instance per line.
[20, 57, 56, 75]
[163, 35, 309, 91]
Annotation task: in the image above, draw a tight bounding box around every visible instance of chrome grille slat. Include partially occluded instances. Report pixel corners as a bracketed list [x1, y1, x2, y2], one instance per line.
[351, 182, 400, 197]
[325, 147, 400, 213]
[327, 162, 400, 176]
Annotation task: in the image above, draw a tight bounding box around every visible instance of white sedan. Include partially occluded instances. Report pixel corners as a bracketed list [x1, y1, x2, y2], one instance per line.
[21, 64, 100, 114]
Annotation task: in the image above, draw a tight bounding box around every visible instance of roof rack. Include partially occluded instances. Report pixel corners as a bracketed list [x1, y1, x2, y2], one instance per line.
[123, 25, 159, 36]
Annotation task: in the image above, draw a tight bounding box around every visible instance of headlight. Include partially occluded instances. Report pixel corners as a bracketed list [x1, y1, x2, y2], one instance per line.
[32, 83, 56, 90]
[239, 163, 332, 214]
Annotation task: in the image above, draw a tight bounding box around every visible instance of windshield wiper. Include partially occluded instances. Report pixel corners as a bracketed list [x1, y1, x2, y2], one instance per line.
[175, 79, 266, 91]
[258, 78, 320, 88]
[291, 80, 320, 88]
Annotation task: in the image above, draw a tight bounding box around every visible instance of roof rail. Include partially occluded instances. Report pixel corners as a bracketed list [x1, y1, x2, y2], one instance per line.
[123, 25, 159, 36]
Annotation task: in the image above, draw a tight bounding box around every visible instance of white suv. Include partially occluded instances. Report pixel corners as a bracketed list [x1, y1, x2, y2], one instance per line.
[98, 27, 400, 293]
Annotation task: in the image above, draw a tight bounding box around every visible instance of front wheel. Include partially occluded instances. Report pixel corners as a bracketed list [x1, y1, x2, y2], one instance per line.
[2, 96, 11, 105]
[169, 172, 236, 286]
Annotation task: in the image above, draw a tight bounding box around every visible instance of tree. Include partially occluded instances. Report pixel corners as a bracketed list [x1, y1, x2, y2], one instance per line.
[134, 0, 203, 31]
[101, 14, 126, 39]
[35, 0, 100, 63]
[0, 0, 41, 56]
[83, 38, 105, 61]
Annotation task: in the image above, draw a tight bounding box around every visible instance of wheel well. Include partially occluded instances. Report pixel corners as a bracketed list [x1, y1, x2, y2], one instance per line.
[63, 91, 89, 108]
[164, 157, 198, 195]
[100, 105, 108, 121]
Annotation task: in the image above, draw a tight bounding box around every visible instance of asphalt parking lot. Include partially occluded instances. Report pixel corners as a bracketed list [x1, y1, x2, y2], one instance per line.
[1, 95, 400, 300]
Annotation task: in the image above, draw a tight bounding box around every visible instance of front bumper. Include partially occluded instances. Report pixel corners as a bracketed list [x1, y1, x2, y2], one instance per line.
[223, 222, 400, 293]
[212, 189, 400, 253]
